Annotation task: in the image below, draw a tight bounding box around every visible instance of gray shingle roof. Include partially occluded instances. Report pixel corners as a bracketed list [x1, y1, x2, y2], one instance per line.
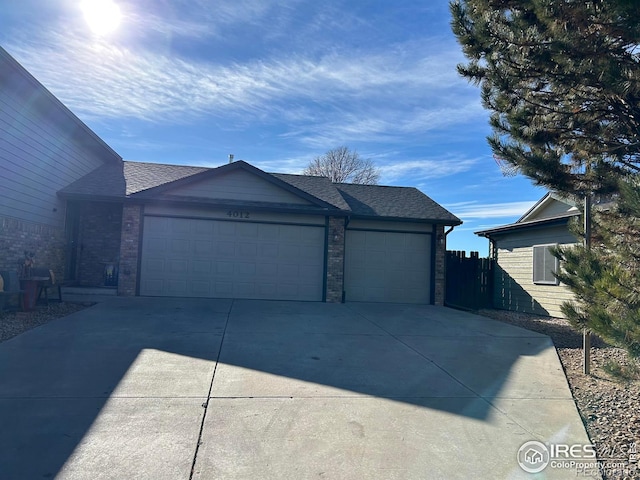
[59, 163, 126, 198]
[123, 161, 208, 195]
[59, 160, 460, 224]
[271, 173, 351, 210]
[336, 183, 461, 223]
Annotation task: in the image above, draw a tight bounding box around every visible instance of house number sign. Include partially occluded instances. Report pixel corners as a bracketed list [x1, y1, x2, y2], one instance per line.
[226, 210, 250, 219]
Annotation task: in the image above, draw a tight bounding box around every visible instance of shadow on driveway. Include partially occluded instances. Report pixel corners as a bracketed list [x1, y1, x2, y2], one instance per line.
[0, 298, 582, 479]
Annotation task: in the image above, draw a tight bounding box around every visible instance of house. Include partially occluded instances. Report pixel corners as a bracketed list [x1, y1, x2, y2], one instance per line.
[0, 46, 121, 283]
[475, 193, 580, 317]
[1, 47, 461, 305]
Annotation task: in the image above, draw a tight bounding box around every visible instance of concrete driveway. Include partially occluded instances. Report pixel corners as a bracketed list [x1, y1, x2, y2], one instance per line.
[0, 298, 596, 479]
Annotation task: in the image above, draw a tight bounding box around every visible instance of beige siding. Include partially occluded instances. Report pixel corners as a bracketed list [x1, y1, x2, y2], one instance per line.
[347, 218, 432, 233]
[493, 225, 577, 317]
[168, 169, 312, 205]
[144, 204, 325, 225]
[0, 60, 114, 228]
[525, 198, 577, 221]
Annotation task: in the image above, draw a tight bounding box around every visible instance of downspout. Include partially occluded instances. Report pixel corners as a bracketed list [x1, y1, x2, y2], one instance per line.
[444, 225, 455, 240]
[442, 226, 455, 307]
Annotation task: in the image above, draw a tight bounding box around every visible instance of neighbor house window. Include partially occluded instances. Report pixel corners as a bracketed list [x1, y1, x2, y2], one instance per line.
[532, 244, 559, 285]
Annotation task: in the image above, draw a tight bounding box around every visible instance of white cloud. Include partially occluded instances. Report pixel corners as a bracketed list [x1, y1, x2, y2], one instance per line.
[447, 200, 537, 220]
[6, 29, 479, 128]
[379, 156, 480, 183]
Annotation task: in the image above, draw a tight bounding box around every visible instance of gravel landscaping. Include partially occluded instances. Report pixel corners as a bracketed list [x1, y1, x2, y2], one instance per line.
[0, 302, 90, 343]
[478, 309, 640, 480]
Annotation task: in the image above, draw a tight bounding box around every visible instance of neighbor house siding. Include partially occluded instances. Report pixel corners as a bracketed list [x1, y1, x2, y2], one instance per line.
[526, 201, 576, 221]
[0, 50, 120, 281]
[0, 78, 107, 228]
[493, 225, 577, 317]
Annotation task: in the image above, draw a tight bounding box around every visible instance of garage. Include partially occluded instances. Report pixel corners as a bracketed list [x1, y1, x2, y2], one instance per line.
[344, 221, 432, 304]
[139, 215, 326, 301]
[60, 159, 461, 304]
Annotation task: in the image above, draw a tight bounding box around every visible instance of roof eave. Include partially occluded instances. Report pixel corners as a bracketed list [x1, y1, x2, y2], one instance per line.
[349, 213, 462, 225]
[130, 196, 348, 216]
[475, 212, 579, 238]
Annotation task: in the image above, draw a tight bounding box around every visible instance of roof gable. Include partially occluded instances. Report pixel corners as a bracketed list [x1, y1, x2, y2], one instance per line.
[132, 161, 336, 209]
[164, 168, 314, 205]
[518, 193, 578, 223]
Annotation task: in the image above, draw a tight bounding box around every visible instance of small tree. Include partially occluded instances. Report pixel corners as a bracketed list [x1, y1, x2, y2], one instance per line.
[554, 179, 640, 359]
[450, 0, 640, 195]
[451, 0, 640, 362]
[303, 146, 380, 184]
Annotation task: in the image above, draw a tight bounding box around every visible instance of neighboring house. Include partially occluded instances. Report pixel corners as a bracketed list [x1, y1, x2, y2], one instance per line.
[1, 47, 461, 304]
[475, 193, 580, 317]
[0, 46, 121, 282]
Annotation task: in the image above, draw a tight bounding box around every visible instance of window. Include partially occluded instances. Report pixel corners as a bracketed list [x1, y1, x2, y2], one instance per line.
[533, 244, 559, 285]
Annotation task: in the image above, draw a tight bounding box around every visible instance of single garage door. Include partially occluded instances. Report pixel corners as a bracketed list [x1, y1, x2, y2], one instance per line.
[345, 230, 431, 303]
[140, 216, 325, 300]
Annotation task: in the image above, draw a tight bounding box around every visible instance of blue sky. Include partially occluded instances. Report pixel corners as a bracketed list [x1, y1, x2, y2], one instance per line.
[1, 0, 548, 253]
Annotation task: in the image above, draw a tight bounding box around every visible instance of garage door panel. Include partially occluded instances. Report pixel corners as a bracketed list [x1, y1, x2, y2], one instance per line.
[215, 282, 233, 296]
[145, 216, 169, 233]
[217, 222, 236, 236]
[237, 223, 258, 237]
[235, 263, 256, 277]
[346, 230, 431, 304]
[260, 244, 279, 257]
[170, 239, 190, 255]
[168, 259, 189, 274]
[192, 261, 212, 274]
[194, 221, 214, 234]
[193, 241, 213, 255]
[281, 245, 300, 259]
[191, 281, 210, 296]
[237, 242, 257, 257]
[170, 218, 191, 234]
[145, 237, 167, 254]
[166, 279, 188, 294]
[140, 217, 324, 300]
[144, 258, 165, 274]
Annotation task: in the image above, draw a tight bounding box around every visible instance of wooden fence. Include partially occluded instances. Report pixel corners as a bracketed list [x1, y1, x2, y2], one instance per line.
[445, 251, 493, 310]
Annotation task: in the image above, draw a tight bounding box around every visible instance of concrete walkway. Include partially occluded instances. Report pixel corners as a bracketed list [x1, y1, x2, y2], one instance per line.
[0, 299, 596, 479]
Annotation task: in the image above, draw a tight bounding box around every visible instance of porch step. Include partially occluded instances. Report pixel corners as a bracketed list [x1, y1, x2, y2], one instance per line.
[61, 286, 118, 296]
[59, 286, 118, 303]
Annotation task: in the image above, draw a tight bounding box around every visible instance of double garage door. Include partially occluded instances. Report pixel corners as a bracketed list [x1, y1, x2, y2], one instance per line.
[140, 216, 325, 301]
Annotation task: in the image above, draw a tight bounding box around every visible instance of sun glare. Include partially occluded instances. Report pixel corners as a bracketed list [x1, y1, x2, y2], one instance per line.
[81, 0, 122, 36]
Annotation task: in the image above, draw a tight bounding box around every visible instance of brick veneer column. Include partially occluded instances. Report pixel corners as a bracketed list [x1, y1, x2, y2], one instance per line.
[325, 216, 345, 303]
[117, 204, 142, 296]
[433, 224, 446, 306]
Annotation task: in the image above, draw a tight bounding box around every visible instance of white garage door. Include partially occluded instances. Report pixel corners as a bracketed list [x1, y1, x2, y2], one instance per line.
[345, 230, 431, 303]
[140, 216, 325, 300]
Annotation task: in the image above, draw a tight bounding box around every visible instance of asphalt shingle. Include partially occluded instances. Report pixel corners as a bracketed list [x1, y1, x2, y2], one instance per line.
[59, 161, 460, 224]
[336, 183, 461, 223]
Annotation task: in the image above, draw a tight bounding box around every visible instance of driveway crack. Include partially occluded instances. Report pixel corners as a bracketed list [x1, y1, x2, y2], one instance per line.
[189, 299, 234, 480]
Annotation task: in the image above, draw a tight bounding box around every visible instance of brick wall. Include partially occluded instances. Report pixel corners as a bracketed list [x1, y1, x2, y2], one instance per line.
[76, 202, 123, 286]
[326, 216, 345, 303]
[0, 214, 66, 281]
[434, 224, 445, 306]
[118, 204, 142, 296]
